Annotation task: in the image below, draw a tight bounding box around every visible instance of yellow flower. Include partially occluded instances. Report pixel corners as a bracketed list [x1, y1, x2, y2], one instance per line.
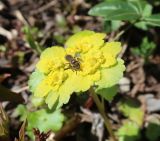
[29, 30, 125, 109]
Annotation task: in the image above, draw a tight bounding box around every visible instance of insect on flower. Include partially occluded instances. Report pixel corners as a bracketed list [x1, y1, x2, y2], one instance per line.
[65, 54, 81, 71]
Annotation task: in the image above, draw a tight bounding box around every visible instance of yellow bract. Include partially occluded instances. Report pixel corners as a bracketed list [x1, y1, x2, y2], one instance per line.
[29, 30, 123, 109]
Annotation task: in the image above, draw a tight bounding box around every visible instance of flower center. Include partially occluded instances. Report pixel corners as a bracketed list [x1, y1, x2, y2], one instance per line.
[44, 69, 68, 91]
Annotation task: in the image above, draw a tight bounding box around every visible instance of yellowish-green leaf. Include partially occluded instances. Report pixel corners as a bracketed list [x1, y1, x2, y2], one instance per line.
[118, 98, 144, 126]
[28, 70, 45, 93]
[117, 121, 141, 141]
[96, 85, 118, 101]
[96, 58, 125, 89]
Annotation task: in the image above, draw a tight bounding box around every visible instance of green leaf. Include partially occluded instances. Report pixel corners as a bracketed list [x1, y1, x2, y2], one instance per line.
[145, 115, 160, 141]
[89, 0, 152, 21]
[117, 121, 141, 141]
[88, 1, 143, 21]
[131, 1, 152, 17]
[131, 37, 156, 62]
[30, 96, 45, 107]
[146, 123, 160, 141]
[141, 3, 152, 17]
[146, 117, 160, 141]
[135, 21, 148, 30]
[131, 47, 141, 56]
[28, 70, 45, 93]
[54, 34, 65, 44]
[103, 21, 112, 33]
[118, 98, 144, 126]
[13, 105, 28, 121]
[23, 26, 38, 49]
[144, 14, 160, 27]
[26, 109, 65, 139]
[14, 105, 65, 140]
[134, 2, 152, 30]
[103, 20, 122, 32]
[96, 58, 125, 90]
[23, 26, 43, 53]
[96, 85, 118, 101]
[111, 20, 122, 31]
[104, 10, 139, 21]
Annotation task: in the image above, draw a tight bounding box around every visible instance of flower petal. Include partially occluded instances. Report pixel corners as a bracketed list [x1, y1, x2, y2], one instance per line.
[34, 80, 53, 97]
[40, 46, 65, 59]
[72, 75, 93, 92]
[101, 42, 121, 56]
[101, 42, 122, 67]
[56, 73, 75, 108]
[36, 46, 66, 73]
[65, 30, 106, 54]
[45, 91, 59, 109]
[65, 30, 95, 48]
[52, 71, 96, 109]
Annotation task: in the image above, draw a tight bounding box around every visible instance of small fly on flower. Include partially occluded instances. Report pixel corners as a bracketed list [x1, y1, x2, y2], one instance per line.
[65, 54, 81, 71]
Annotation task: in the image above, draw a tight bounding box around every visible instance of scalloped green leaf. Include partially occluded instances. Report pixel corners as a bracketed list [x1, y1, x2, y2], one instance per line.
[146, 119, 160, 141]
[96, 85, 118, 101]
[27, 109, 65, 139]
[96, 58, 125, 90]
[118, 98, 144, 126]
[117, 121, 141, 141]
[13, 104, 28, 121]
[30, 96, 45, 107]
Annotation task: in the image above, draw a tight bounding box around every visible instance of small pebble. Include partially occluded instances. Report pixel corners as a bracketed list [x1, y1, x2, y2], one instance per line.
[119, 77, 131, 93]
[145, 94, 160, 113]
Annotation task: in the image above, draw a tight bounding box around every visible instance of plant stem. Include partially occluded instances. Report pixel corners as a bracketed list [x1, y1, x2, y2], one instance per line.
[89, 87, 117, 141]
[112, 19, 139, 41]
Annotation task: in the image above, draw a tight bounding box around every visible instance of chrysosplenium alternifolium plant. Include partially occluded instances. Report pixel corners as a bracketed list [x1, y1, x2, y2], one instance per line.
[29, 30, 125, 109]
